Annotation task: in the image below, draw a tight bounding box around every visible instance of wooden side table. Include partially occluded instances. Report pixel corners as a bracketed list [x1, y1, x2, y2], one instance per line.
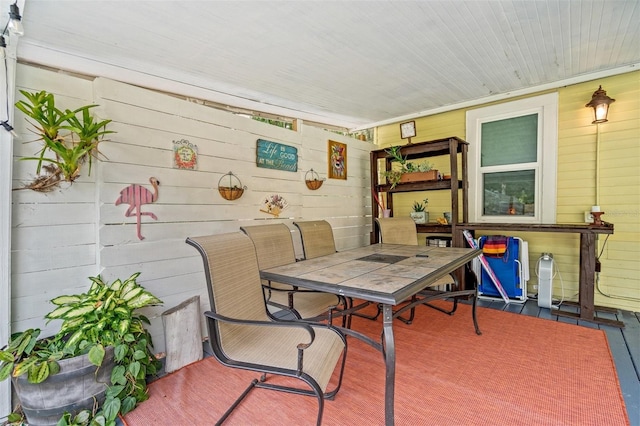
[453, 222, 620, 327]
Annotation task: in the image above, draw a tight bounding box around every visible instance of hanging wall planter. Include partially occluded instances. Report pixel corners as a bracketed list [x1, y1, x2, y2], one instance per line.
[305, 169, 325, 190]
[14, 90, 114, 192]
[218, 172, 246, 201]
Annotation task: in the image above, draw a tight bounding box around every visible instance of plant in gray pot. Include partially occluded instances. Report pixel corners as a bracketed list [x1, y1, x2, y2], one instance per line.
[0, 273, 162, 426]
[410, 198, 429, 224]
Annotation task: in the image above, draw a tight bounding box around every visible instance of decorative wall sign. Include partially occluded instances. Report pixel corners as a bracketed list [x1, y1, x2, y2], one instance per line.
[256, 139, 298, 172]
[328, 140, 347, 180]
[260, 194, 288, 217]
[115, 177, 160, 240]
[173, 139, 198, 170]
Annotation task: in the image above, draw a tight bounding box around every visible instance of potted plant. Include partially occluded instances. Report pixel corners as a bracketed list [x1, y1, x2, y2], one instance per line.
[14, 90, 115, 192]
[410, 198, 429, 224]
[382, 146, 437, 188]
[0, 272, 162, 426]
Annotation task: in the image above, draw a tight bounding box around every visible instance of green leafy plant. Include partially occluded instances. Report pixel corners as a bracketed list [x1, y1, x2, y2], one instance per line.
[412, 198, 429, 212]
[384, 145, 406, 166]
[405, 161, 433, 172]
[382, 145, 434, 188]
[56, 408, 104, 426]
[15, 90, 114, 191]
[0, 273, 162, 426]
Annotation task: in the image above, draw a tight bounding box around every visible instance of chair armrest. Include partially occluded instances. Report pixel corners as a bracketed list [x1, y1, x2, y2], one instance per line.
[204, 310, 316, 341]
[204, 310, 320, 374]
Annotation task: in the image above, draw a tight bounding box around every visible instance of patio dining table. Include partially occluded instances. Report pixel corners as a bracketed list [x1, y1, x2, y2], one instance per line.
[260, 243, 481, 426]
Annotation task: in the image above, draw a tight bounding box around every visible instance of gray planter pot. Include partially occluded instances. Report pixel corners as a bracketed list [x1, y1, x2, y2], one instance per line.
[410, 211, 428, 224]
[12, 346, 115, 426]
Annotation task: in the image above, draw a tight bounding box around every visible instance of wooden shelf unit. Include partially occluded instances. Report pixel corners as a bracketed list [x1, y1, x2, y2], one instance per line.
[370, 136, 469, 244]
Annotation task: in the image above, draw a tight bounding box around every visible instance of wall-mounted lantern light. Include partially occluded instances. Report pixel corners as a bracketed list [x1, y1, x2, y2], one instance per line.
[585, 85, 615, 124]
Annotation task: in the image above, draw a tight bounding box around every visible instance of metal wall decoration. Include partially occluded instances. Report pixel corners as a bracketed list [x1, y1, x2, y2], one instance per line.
[328, 140, 347, 180]
[173, 139, 198, 170]
[256, 139, 298, 172]
[305, 169, 325, 190]
[217, 172, 246, 201]
[115, 177, 160, 240]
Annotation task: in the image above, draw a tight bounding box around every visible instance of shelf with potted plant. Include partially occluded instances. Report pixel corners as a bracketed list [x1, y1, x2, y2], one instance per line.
[410, 198, 429, 224]
[381, 145, 439, 188]
[369, 137, 469, 243]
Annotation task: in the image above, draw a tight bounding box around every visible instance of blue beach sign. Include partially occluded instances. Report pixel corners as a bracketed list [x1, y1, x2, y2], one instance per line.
[256, 139, 298, 172]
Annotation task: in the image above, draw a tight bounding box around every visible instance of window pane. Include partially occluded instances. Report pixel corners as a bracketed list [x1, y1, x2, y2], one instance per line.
[483, 170, 535, 216]
[481, 114, 538, 166]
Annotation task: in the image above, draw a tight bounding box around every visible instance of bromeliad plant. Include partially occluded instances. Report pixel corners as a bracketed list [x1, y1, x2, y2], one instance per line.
[0, 272, 162, 425]
[14, 90, 114, 192]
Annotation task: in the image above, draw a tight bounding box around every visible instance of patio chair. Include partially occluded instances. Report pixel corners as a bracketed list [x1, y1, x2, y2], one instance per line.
[240, 223, 348, 323]
[375, 216, 420, 245]
[374, 217, 480, 333]
[294, 220, 380, 322]
[293, 220, 337, 259]
[186, 232, 348, 426]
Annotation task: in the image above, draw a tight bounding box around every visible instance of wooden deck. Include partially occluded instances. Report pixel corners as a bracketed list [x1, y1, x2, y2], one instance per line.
[475, 297, 640, 426]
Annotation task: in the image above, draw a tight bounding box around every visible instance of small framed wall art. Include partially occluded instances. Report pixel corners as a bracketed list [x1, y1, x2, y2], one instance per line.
[400, 120, 416, 140]
[173, 139, 198, 170]
[328, 140, 347, 180]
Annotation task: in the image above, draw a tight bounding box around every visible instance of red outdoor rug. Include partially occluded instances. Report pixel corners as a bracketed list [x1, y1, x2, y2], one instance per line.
[123, 302, 629, 425]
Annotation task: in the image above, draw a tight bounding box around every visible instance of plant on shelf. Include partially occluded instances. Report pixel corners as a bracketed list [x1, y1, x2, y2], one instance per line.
[382, 145, 435, 188]
[0, 272, 162, 426]
[410, 198, 429, 224]
[15, 90, 115, 192]
[412, 198, 429, 212]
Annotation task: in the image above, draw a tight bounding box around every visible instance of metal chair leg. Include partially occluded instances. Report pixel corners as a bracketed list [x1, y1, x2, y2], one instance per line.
[349, 298, 381, 321]
[396, 296, 417, 324]
[216, 378, 259, 425]
[471, 293, 482, 335]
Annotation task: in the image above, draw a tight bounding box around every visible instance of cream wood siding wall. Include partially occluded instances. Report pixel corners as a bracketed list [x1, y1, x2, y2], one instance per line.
[10, 65, 373, 353]
[377, 71, 639, 312]
[12, 66, 98, 337]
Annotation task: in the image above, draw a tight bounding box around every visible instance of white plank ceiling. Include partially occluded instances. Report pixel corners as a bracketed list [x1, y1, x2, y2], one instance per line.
[6, 0, 640, 129]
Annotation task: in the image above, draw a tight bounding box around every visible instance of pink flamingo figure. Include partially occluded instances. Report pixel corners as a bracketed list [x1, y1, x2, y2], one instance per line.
[115, 177, 160, 240]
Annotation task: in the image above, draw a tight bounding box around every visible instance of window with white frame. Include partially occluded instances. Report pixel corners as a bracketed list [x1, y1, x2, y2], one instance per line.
[466, 93, 558, 223]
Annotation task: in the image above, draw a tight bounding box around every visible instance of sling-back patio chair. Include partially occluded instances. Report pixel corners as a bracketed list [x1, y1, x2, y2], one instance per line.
[240, 223, 348, 324]
[293, 220, 337, 259]
[294, 219, 380, 322]
[186, 232, 348, 426]
[374, 217, 480, 333]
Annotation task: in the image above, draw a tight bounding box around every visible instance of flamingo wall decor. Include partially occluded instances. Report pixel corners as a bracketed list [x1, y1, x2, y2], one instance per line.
[115, 177, 160, 240]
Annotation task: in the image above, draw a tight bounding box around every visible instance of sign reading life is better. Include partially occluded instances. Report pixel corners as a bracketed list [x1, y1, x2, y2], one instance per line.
[256, 139, 298, 172]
